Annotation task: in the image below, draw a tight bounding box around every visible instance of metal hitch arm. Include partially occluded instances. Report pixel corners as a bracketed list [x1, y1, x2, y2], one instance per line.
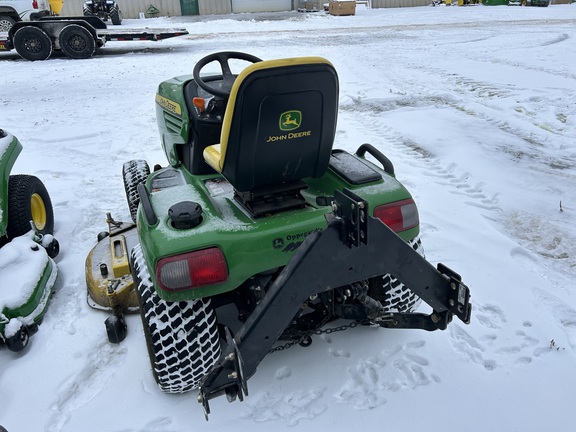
[198, 189, 472, 417]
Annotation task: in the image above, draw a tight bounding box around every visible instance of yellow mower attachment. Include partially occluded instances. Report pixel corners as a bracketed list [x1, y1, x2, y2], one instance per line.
[85, 213, 139, 343]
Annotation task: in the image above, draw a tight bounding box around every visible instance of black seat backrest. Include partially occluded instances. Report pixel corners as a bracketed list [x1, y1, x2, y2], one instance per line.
[205, 58, 339, 193]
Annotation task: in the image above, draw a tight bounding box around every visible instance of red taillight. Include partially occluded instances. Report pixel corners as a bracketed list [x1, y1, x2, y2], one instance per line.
[373, 198, 419, 232]
[32, 0, 38, 9]
[156, 248, 228, 292]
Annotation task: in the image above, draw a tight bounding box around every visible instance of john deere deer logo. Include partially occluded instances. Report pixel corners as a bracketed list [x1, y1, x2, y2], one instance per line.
[279, 111, 302, 131]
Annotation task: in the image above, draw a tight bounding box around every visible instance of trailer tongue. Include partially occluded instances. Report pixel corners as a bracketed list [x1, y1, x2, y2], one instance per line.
[0, 16, 188, 60]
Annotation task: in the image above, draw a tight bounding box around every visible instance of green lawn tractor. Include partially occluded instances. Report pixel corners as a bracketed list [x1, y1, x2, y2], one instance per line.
[86, 52, 472, 417]
[0, 129, 59, 353]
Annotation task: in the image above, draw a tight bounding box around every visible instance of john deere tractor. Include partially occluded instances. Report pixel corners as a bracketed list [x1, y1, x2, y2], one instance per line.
[0, 129, 59, 352]
[86, 52, 472, 417]
[83, 0, 122, 25]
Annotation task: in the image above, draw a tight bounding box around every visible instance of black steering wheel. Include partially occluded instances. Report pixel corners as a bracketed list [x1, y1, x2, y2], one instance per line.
[192, 51, 263, 98]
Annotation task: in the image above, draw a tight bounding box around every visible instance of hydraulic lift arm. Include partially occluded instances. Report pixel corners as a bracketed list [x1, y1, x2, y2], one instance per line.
[198, 189, 472, 417]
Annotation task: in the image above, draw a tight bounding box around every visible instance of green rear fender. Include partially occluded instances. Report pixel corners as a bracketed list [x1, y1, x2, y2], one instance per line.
[137, 156, 420, 302]
[0, 131, 23, 236]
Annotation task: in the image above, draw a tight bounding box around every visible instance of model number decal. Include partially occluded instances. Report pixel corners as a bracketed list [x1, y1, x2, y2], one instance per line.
[155, 94, 182, 116]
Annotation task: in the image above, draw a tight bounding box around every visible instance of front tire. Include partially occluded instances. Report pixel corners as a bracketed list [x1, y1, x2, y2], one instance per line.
[7, 175, 55, 238]
[131, 245, 221, 393]
[123, 160, 150, 223]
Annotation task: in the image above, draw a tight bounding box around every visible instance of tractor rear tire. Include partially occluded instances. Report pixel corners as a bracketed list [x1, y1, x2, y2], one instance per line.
[123, 160, 150, 223]
[13, 26, 53, 61]
[131, 245, 221, 393]
[368, 236, 424, 313]
[7, 175, 54, 238]
[110, 6, 122, 25]
[58, 24, 96, 59]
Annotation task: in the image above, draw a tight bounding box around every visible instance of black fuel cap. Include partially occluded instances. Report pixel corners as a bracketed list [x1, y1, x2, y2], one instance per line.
[168, 201, 203, 229]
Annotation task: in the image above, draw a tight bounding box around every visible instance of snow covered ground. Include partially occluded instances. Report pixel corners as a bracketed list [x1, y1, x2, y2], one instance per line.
[1, 4, 576, 431]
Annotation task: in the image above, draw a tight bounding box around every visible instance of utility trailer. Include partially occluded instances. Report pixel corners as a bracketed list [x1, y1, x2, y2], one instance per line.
[0, 16, 188, 61]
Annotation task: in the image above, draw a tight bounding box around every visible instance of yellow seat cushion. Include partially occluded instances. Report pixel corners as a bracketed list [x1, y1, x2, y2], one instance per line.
[203, 144, 223, 172]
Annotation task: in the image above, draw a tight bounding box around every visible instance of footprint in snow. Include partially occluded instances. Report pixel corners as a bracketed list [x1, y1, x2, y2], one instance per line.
[475, 303, 507, 329]
[334, 340, 439, 410]
[328, 348, 351, 358]
[241, 387, 327, 426]
[275, 366, 292, 380]
[449, 306, 555, 371]
[45, 340, 127, 432]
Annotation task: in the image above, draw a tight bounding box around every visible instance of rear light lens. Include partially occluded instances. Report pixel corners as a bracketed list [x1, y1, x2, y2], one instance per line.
[373, 198, 419, 232]
[32, 1, 38, 9]
[156, 248, 228, 291]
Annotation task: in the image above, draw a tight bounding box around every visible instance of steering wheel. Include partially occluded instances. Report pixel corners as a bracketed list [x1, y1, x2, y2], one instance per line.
[192, 51, 263, 98]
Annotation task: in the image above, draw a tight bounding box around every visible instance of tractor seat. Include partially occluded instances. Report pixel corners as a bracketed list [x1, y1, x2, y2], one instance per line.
[203, 57, 339, 217]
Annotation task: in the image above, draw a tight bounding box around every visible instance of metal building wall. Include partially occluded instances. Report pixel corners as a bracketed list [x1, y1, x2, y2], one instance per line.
[372, 0, 429, 7]
[61, 0, 429, 19]
[60, 0, 183, 19]
[199, 0, 232, 15]
[231, 0, 293, 12]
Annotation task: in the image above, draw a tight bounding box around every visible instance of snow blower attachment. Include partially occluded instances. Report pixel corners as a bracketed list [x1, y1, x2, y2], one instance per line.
[86, 52, 472, 418]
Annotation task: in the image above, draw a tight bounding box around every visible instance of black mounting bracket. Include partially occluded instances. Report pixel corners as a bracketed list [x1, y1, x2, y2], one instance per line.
[198, 188, 472, 417]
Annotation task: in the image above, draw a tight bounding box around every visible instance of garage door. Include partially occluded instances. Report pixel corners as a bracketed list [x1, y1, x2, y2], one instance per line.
[231, 0, 293, 13]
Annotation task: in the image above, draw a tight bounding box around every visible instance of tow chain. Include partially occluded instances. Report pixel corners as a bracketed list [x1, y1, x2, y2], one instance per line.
[269, 320, 372, 353]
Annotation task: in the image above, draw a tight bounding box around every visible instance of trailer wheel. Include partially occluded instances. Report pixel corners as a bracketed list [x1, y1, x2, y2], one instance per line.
[0, 16, 16, 33]
[7, 174, 55, 238]
[13, 26, 53, 61]
[131, 245, 221, 393]
[110, 6, 122, 25]
[123, 160, 150, 223]
[59, 24, 95, 60]
[368, 236, 424, 313]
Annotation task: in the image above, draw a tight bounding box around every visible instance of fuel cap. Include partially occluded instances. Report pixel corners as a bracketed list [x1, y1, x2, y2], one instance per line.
[168, 201, 203, 229]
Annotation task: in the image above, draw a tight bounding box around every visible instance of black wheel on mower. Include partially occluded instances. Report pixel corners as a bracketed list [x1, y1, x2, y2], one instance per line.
[105, 314, 128, 343]
[58, 24, 96, 59]
[13, 26, 53, 61]
[368, 236, 424, 313]
[123, 160, 150, 223]
[5, 323, 30, 352]
[131, 245, 221, 393]
[45, 237, 60, 259]
[7, 175, 55, 239]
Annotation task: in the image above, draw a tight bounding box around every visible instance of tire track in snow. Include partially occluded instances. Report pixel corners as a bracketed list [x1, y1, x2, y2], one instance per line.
[338, 100, 501, 213]
[338, 100, 569, 372]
